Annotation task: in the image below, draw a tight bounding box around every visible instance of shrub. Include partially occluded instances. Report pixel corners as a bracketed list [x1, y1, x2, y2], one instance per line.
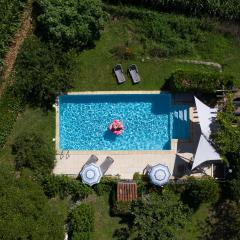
[41, 174, 92, 200]
[110, 45, 134, 60]
[0, 87, 23, 149]
[14, 35, 74, 109]
[12, 132, 54, 174]
[182, 177, 220, 209]
[167, 69, 234, 94]
[93, 176, 119, 196]
[112, 201, 132, 216]
[68, 204, 94, 240]
[36, 0, 105, 49]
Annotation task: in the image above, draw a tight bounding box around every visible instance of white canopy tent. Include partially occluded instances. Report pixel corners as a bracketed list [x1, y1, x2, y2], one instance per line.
[194, 97, 217, 139]
[192, 97, 221, 170]
[192, 134, 221, 170]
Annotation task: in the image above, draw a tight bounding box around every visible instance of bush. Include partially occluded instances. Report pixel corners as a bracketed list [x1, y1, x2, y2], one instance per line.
[12, 132, 54, 174]
[14, 35, 74, 109]
[93, 176, 119, 196]
[226, 178, 240, 201]
[182, 177, 220, 209]
[68, 204, 94, 240]
[41, 174, 92, 200]
[36, 0, 105, 49]
[0, 87, 23, 149]
[110, 45, 134, 60]
[167, 69, 234, 94]
[103, 0, 240, 21]
[112, 201, 132, 216]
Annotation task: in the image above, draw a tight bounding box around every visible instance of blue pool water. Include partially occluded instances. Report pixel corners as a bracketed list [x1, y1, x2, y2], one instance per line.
[59, 94, 189, 150]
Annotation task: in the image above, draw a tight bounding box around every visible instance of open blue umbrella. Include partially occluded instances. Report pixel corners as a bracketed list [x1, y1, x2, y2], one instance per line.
[80, 163, 102, 186]
[148, 164, 171, 186]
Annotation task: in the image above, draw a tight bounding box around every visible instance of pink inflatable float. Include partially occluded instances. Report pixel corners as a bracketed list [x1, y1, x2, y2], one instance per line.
[109, 120, 124, 136]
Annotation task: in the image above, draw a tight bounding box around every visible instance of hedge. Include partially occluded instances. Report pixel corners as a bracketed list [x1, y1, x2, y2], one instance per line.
[103, 0, 240, 21]
[0, 87, 23, 149]
[41, 174, 92, 200]
[167, 69, 234, 94]
[68, 204, 94, 240]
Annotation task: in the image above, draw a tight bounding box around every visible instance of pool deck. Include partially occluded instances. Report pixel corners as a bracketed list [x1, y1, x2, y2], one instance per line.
[53, 91, 212, 179]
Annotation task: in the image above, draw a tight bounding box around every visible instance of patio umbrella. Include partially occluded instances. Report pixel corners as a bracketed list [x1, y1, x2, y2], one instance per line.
[148, 164, 171, 186]
[80, 163, 102, 186]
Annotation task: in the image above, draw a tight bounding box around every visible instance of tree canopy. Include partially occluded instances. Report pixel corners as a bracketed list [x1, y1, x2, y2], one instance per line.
[131, 191, 190, 240]
[36, 0, 105, 49]
[0, 163, 66, 240]
[14, 35, 74, 109]
[12, 132, 54, 174]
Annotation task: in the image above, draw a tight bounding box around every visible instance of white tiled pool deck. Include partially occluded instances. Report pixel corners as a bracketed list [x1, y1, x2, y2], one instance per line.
[53, 91, 212, 179]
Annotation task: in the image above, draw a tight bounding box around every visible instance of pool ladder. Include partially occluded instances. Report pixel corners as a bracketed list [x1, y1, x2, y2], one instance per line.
[60, 150, 70, 159]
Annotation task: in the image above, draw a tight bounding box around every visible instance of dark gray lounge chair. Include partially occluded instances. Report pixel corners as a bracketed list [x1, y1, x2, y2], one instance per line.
[79, 154, 98, 177]
[113, 64, 126, 84]
[85, 154, 98, 165]
[128, 64, 141, 84]
[100, 156, 114, 175]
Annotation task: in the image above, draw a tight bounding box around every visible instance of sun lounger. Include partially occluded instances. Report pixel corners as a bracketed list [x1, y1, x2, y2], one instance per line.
[85, 154, 98, 165]
[113, 64, 126, 84]
[128, 64, 141, 84]
[100, 156, 114, 175]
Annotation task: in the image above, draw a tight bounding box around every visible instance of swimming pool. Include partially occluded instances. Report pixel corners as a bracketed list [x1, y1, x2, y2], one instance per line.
[59, 93, 189, 151]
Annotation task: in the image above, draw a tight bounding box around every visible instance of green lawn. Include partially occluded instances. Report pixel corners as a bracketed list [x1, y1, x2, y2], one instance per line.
[0, 108, 55, 164]
[72, 9, 240, 91]
[87, 193, 128, 240]
[179, 203, 211, 240]
[72, 19, 220, 91]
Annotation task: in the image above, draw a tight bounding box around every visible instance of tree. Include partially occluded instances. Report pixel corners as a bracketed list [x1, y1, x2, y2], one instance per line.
[131, 191, 190, 240]
[182, 177, 220, 209]
[12, 132, 54, 174]
[68, 204, 94, 240]
[200, 200, 240, 240]
[14, 35, 74, 109]
[0, 163, 66, 240]
[36, 0, 105, 49]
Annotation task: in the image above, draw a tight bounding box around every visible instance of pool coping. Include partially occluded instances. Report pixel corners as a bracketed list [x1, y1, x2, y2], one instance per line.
[55, 91, 192, 155]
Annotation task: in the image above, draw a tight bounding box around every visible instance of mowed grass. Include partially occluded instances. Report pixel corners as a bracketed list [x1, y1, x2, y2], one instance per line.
[0, 108, 55, 164]
[87, 194, 128, 240]
[72, 11, 240, 91]
[179, 203, 211, 240]
[72, 19, 219, 91]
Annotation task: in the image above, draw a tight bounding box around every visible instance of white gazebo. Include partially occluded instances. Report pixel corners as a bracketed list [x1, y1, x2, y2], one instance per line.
[192, 97, 221, 170]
